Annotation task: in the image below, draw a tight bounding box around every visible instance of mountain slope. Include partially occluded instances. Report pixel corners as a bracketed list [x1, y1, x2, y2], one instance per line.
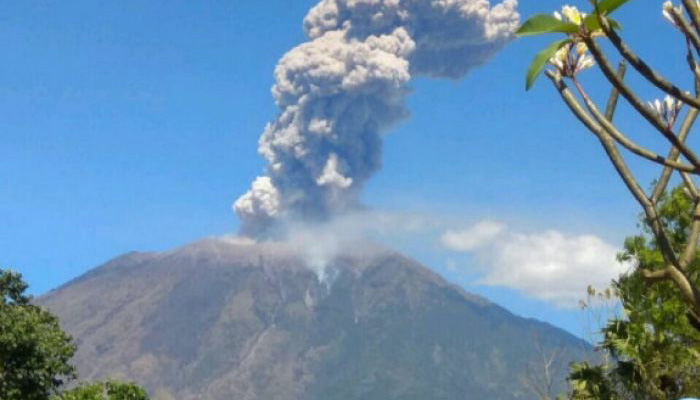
[40, 238, 588, 399]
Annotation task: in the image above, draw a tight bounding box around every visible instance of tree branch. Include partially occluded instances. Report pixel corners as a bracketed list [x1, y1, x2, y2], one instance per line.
[680, 0, 700, 39]
[596, 16, 700, 109]
[640, 266, 672, 283]
[546, 70, 652, 209]
[585, 36, 700, 170]
[670, 6, 700, 57]
[604, 61, 625, 121]
[679, 200, 700, 270]
[682, 171, 700, 199]
[573, 79, 698, 173]
[547, 70, 682, 274]
[652, 104, 700, 202]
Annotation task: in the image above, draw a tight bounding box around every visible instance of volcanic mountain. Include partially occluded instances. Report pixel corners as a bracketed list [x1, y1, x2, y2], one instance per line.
[39, 237, 588, 399]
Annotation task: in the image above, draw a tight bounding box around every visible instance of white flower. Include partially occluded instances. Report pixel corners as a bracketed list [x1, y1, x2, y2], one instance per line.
[561, 5, 585, 26]
[648, 95, 684, 125]
[548, 42, 595, 76]
[549, 43, 570, 72]
[575, 55, 595, 73]
[664, 95, 675, 112]
[553, 5, 586, 25]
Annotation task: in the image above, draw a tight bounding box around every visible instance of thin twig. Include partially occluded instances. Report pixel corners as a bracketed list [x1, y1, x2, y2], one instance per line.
[604, 61, 625, 121]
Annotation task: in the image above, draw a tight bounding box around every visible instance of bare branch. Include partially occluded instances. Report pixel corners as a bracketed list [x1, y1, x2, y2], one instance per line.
[682, 171, 700, 199]
[547, 71, 682, 274]
[652, 107, 700, 201]
[641, 266, 672, 282]
[667, 264, 700, 310]
[680, 0, 700, 38]
[596, 16, 700, 109]
[680, 200, 700, 270]
[604, 61, 625, 121]
[547, 70, 652, 209]
[584, 36, 700, 170]
[670, 6, 700, 57]
[573, 79, 698, 173]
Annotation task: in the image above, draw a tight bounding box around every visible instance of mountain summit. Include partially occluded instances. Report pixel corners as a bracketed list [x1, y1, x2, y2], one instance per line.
[40, 238, 587, 399]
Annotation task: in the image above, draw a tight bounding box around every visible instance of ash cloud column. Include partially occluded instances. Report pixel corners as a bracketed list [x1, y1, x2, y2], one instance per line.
[235, 0, 519, 237]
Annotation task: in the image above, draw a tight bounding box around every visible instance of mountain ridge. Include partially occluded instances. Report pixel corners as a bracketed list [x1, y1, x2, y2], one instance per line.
[40, 237, 588, 400]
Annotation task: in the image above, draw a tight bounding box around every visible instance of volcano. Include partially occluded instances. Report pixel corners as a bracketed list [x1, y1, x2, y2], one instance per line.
[40, 238, 588, 399]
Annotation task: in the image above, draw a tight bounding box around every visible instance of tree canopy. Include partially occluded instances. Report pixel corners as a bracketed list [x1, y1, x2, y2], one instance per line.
[56, 381, 149, 400]
[569, 187, 700, 399]
[0, 270, 76, 400]
[0, 269, 149, 400]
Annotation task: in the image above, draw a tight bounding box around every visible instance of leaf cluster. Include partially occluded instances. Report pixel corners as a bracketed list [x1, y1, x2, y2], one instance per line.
[55, 381, 149, 400]
[0, 269, 150, 400]
[516, 0, 631, 90]
[569, 187, 700, 399]
[0, 270, 76, 400]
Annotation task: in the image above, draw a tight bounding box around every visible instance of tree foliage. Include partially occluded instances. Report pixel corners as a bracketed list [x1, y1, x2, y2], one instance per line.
[568, 187, 700, 399]
[56, 381, 149, 400]
[0, 269, 149, 400]
[0, 270, 76, 400]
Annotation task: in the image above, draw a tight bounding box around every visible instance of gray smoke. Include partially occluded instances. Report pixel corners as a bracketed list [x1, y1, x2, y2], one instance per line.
[235, 0, 519, 237]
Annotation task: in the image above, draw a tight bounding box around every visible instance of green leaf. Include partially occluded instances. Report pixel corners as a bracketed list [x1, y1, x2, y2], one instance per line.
[592, 0, 635, 15]
[516, 14, 577, 37]
[525, 38, 571, 91]
[583, 14, 622, 31]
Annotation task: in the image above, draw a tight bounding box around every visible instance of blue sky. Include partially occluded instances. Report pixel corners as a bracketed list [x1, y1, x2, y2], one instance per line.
[1, 0, 690, 337]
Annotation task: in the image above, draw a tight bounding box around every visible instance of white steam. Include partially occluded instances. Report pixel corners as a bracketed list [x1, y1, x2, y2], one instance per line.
[235, 0, 519, 236]
[284, 209, 438, 282]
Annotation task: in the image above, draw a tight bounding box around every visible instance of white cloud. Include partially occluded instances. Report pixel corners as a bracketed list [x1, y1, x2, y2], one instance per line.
[440, 221, 629, 308]
[440, 220, 504, 251]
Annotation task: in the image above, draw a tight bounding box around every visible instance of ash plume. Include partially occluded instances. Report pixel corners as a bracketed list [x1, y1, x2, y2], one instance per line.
[235, 0, 519, 237]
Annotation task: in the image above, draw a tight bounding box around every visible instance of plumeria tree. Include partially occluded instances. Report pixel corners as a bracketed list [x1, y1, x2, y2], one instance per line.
[518, 0, 700, 333]
[517, 0, 700, 396]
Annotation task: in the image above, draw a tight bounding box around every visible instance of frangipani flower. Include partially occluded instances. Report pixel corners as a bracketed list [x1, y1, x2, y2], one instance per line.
[553, 5, 586, 26]
[648, 94, 684, 125]
[552, 5, 605, 37]
[548, 42, 595, 77]
[549, 44, 569, 72]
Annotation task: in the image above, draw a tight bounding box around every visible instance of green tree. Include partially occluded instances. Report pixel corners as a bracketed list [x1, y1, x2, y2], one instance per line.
[0, 270, 76, 400]
[568, 187, 700, 399]
[0, 269, 150, 400]
[56, 381, 149, 400]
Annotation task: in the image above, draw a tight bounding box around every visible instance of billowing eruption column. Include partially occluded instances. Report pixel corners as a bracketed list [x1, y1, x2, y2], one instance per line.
[235, 0, 519, 237]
